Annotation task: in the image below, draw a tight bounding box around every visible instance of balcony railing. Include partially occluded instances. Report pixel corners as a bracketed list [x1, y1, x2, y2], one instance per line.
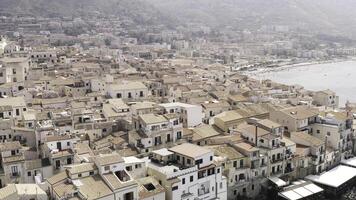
[11, 172, 20, 178]
[271, 157, 283, 164]
[166, 166, 198, 179]
[284, 167, 295, 174]
[198, 189, 210, 196]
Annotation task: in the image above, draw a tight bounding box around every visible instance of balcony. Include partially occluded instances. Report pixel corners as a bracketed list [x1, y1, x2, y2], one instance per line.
[181, 192, 194, 199]
[270, 157, 283, 164]
[167, 166, 198, 180]
[311, 156, 324, 165]
[198, 188, 210, 196]
[11, 172, 20, 178]
[236, 178, 249, 186]
[251, 161, 260, 169]
[271, 170, 283, 176]
[284, 167, 295, 174]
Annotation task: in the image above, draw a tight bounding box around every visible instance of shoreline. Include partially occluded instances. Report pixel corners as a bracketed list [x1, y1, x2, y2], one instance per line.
[242, 58, 352, 77]
[242, 58, 356, 106]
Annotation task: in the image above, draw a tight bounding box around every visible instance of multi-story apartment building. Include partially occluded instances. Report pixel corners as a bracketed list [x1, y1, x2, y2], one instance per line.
[43, 135, 78, 172]
[159, 102, 203, 128]
[310, 111, 353, 159]
[0, 97, 27, 120]
[313, 90, 339, 108]
[232, 142, 268, 198]
[47, 153, 139, 200]
[0, 57, 30, 84]
[129, 113, 183, 153]
[211, 144, 259, 199]
[270, 106, 318, 132]
[147, 143, 227, 200]
[290, 131, 326, 174]
[107, 81, 149, 100]
[0, 141, 25, 187]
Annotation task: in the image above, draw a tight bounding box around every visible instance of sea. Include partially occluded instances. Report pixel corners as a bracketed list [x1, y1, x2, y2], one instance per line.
[249, 60, 356, 106]
[249, 61, 356, 199]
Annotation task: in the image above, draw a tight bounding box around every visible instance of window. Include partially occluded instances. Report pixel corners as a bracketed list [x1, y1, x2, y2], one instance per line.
[139, 91, 144, 97]
[172, 186, 178, 191]
[317, 130, 320, 134]
[67, 142, 70, 146]
[126, 166, 132, 171]
[217, 168, 220, 173]
[252, 184, 255, 190]
[12, 68, 16, 74]
[128, 92, 132, 98]
[327, 132, 331, 136]
[0, 72, 3, 77]
[23, 108, 26, 111]
[104, 166, 110, 171]
[210, 156, 213, 161]
[240, 160, 244, 167]
[11, 166, 18, 175]
[190, 176, 193, 182]
[11, 150, 15, 155]
[195, 159, 203, 165]
[135, 164, 141, 169]
[27, 171, 31, 176]
[187, 159, 191, 165]
[182, 178, 185, 184]
[90, 171, 94, 175]
[16, 109, 19, 116]
[233, 161, 237, 168]
[78, 173, 82, 177]
[116, 93, 122, 98]
[176, 131, 182, 139]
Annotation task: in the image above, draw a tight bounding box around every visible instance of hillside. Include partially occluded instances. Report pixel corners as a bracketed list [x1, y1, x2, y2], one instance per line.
[146, 0, 356, 37]
[0, 0, 175, 26]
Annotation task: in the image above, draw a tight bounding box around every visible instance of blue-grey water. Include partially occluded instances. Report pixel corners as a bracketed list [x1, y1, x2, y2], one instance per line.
[251, 61, 356, 106]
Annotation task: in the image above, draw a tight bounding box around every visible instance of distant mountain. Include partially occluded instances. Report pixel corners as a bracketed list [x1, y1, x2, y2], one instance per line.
[0, 0, 176, 27]
[146, 0, 356, 37]
[1, 0, 356, 38]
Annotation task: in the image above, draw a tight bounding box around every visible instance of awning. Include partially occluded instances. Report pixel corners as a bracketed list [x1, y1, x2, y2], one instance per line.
[268, 177, 287, 187]
[279, 183, 324, 200]
[305, 165, 356, 188]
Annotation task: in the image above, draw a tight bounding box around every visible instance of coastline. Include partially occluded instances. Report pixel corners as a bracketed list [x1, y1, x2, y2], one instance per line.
[242, 58, 352, 77]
